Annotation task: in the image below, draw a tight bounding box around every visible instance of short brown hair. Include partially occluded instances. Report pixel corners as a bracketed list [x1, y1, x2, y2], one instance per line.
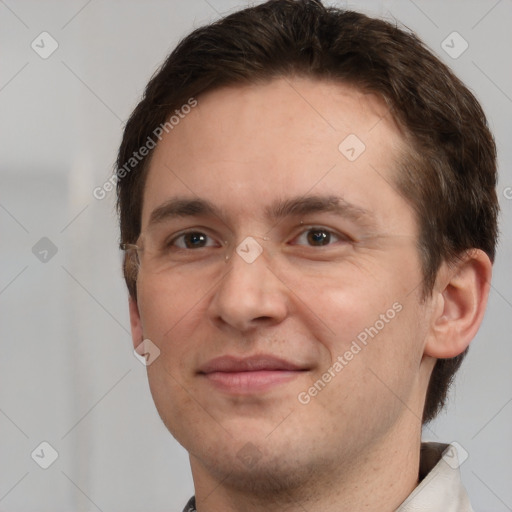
[116, 0, 498, 423]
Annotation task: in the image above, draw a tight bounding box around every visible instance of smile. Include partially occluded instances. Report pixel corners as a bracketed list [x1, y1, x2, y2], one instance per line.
[198, 355, 309, 394]
[203, 369, 305, 393]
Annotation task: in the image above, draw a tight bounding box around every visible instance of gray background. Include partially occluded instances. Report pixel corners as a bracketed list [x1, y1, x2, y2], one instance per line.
[0, 1, 511, 511]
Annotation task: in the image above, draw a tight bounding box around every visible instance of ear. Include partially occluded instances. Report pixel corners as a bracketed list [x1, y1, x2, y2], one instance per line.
[424, 249, 492, 359]
[129, 295, 144, 350]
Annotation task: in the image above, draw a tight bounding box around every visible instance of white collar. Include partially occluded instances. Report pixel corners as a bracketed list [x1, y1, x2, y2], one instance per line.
[396, 442, 473, 512]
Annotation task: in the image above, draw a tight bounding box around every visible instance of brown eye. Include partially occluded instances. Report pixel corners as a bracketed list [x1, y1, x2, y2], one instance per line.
[307, 229, 331, 246]
[292, 227, 345, 247]
[172, 231, 216, 249]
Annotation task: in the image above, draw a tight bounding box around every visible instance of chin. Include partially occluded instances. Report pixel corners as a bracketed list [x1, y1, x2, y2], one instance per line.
[195, 444, 320, 497]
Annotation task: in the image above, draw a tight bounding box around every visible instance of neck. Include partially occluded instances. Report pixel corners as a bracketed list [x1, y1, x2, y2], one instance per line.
[189, 416, 422, 512]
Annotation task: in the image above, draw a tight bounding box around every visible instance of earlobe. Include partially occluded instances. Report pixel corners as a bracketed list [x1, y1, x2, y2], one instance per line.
[424, 250, 492, 359]
[129, 295, 144, 350]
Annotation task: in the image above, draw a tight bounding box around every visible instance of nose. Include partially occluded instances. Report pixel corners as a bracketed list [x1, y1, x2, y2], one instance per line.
[207, 244, 289, 333]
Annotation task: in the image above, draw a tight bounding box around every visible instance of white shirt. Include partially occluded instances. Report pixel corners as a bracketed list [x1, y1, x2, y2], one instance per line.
[397, 442, 473, 512]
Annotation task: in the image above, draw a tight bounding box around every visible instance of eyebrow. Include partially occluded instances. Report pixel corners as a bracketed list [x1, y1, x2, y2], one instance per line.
[147, 194, 376, 229]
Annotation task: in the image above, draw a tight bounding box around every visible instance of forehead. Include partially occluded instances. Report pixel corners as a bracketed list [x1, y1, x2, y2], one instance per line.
[141, 77, 413, 234]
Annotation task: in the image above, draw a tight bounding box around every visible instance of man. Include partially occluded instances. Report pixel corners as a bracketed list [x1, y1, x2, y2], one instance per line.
[116, 1, 498, 510]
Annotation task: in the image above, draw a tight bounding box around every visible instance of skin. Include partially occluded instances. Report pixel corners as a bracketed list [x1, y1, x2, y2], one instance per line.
[128, 77, 492, 511]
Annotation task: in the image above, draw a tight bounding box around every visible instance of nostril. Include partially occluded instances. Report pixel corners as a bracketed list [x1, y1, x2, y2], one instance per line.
[254, 316, 273, 322]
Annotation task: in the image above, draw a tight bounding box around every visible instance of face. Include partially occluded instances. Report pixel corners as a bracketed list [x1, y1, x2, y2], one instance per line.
[129, 77, 436, 492]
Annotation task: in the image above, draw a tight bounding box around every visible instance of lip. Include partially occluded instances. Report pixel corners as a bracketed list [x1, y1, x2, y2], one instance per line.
[198, 355, 308, 394]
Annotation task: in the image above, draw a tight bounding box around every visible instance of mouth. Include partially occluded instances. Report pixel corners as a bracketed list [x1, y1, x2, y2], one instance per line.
[198, 354, 309, 394]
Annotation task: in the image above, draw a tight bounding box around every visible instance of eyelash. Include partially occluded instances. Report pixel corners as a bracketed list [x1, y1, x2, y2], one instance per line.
[166, 226, 351, 250]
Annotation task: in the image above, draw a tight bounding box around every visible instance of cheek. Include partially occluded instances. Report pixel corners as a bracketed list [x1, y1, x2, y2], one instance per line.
[290, 256, 426, 388]
[137, 272, 204, 335]
[136, 277, 203, 382]
[138, 277, 207, 431]
[282, 259, 404, 347]
[306, 298, 427, 432]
